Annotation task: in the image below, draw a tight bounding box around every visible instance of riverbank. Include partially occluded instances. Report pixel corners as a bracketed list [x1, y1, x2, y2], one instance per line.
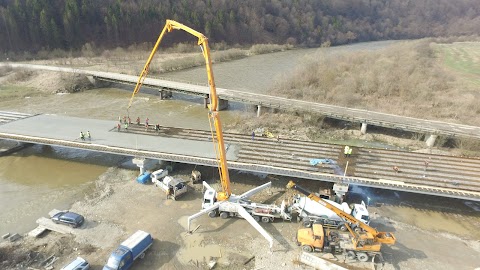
[1, 163, 479, 270]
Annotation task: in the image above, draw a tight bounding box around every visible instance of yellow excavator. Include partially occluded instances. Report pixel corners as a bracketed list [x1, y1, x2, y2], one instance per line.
[287, 180, 396, 262]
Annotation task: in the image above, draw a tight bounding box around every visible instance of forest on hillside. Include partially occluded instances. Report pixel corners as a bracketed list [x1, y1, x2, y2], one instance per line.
[0, 0, 479, 54]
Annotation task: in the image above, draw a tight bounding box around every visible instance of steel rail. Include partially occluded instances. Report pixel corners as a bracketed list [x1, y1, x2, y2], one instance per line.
[1, 131, 479, 202]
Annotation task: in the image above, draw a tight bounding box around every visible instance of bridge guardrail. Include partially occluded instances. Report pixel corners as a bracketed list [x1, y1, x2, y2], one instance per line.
[1, 132, 479, 202]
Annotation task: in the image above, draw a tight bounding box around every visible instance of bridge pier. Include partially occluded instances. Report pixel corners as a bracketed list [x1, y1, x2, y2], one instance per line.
[205, 95, 229, 110]
[132, 157, 156, 175]
[425, 134, 438, 147]
[333, 183, 349, 203]
[255, 105, 277, 117]
[360, 122, 368, 135]
[85, 75, 111, 87]
[159, 88, 173, 99]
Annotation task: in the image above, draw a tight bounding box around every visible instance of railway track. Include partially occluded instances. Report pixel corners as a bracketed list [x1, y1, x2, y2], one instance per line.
[1, 115, 479, 201]
[122, 124, 480, 199]
[0, 111, 35, 124]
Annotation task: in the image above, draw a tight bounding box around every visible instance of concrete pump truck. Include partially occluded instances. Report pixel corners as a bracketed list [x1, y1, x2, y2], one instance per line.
[127, 20, 285, 248]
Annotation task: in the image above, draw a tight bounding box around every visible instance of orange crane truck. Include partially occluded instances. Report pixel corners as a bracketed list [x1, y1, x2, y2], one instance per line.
[287, 181, 396, 262]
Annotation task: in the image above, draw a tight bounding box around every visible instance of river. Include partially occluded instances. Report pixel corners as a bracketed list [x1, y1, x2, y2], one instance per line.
[1, 40, 443, 238]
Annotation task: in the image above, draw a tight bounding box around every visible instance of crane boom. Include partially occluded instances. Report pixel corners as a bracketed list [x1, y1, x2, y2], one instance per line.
[128, 20, 231, 200]
[286, 181, 395, 245]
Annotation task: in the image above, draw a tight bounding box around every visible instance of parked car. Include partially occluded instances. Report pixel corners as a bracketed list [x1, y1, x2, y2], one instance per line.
[51, 211, 84, 228]
[60, 257, 90, 270]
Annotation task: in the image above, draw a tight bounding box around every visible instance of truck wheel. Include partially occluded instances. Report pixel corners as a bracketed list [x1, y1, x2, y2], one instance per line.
[208, 210, 217, 218]
[139, 252, 145, 259]
[346, 251, 356, 260]
[220, 212, 229, 219]
[302, 220, 312, 228]
[253, 215, 260, 222]
[261, 217, 270, 223]
[302, 245, 313, 252]
[357, 252, 369, 262]
[354, 226, 362, 233]
[329, 232, 339, 242]
[339, 224, 347, 232]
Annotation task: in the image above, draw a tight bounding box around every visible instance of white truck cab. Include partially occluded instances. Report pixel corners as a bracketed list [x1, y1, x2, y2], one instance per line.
[202, 189, 217, 209]
[350, 201, 370, 225]
[151, 169, 168, 184]
[151, 169, 187, 200]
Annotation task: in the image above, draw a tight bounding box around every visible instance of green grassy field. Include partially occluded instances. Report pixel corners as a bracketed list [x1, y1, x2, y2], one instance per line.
[0, 85, 38, 99]
[435, 42, 480, 85]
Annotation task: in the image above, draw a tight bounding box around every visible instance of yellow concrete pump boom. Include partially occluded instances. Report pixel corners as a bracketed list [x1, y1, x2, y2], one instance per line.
[128, 20, 232, 200]
[286, 181, 396, 246]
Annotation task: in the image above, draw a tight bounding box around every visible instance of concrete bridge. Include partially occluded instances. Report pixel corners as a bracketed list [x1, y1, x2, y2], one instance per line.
[3, 63, 480, 145]
[0, 111, 479, 202]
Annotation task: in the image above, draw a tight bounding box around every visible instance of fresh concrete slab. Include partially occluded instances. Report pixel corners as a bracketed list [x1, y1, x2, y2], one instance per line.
[0, 114, 239, 161]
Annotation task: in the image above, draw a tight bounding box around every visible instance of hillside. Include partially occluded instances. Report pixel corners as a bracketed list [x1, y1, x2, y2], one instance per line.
[268, 39, 480, 127]
[0, 0, 479, 56]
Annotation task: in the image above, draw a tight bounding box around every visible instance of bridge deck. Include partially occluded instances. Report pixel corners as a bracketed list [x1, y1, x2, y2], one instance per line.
[3, 63, 480, 139]
[0, 113, 238, 161]
[0, 112, 479, 202]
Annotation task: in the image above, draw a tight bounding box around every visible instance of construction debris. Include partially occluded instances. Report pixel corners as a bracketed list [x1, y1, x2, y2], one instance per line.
[299, 252, 347, 270]
[208, 260, 216, 269]
[8, 233, 22, 242]
[243, 255, 255, 265]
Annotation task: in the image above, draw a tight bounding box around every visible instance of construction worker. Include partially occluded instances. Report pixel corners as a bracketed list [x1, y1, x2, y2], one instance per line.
[344, 145, 350, 158]
[87, 131, 91, 140]
[124, 122, 128, 131]
[393, 166, 400, 173]
[251, 131, 255, 141]
[423, 160, 429, 177]
[80, 131, 85, 141]
[146, 117, 149, 126]
[117, 123, 121, 132]
[348, 147, 353, 157]
[136, 117, 140, 125]
[128, 117, 131, 125]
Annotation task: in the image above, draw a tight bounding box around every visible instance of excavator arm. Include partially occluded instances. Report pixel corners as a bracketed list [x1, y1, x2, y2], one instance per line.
[128, 20, 231, 200]
[286, 181, 395, 245]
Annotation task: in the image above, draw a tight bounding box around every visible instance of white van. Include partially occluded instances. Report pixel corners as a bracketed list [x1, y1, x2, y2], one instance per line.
[61, 257, 90, 270]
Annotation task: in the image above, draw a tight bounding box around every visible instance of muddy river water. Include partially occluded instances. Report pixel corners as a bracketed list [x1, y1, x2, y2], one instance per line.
[1, 40, 479, 239]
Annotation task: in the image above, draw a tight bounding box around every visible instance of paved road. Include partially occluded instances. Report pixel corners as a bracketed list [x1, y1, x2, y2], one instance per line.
[2, 63, 480, 140]
[0, 112, 479, 202]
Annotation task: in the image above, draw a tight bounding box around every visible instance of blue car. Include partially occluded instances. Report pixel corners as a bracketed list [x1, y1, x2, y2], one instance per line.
[51, 211, 85, 228]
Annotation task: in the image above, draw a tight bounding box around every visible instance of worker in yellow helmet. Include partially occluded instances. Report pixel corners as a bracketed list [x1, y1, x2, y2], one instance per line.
[344, 145, 350, 158]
